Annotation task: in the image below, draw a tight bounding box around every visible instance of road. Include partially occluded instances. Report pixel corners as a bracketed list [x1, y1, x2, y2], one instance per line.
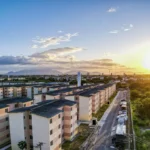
[94, 90, 127, 150]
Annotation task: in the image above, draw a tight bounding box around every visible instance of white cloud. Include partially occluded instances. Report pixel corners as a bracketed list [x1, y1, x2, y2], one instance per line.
[122, 24, 134, 32]
[58, 30, 63, 33]
[30, 47, 84, 60]
[109, 30, 119, 34]
[130, 24, 133, 28]
[31, 45, 38, 49]
[107, 7, 116, 13]
[32, 32, 78, 49]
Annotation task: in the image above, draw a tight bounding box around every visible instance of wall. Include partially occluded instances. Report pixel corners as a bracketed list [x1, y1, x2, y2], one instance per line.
[79, 96, 92, 121]
[32, 114, 50, 150]
[9, 113, 25, 150]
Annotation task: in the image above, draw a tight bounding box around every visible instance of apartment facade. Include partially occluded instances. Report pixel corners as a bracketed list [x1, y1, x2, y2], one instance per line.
[3, 87, 13, 98]
[0, 98, 33, 148]
[0, 87, 3, 99]
[13, 87, 22, 97]
[9, 99, 78, 150]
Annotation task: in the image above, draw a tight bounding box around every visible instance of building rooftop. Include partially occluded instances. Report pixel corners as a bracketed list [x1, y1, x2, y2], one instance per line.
[0, 97, 33, 109]
[78, 83, 115, 97]
[46, 85, 96, 96]
[10, 99, 77, 118]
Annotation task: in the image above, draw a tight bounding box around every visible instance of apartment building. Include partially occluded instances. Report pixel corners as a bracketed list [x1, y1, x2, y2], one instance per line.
[3, 86, 13, 98]
[65, 83, 116, 121]
[0, 97, 33, 149]
[0, 87, 3, 100]
[33, 86, 89, 104]
[9, 99, 78, 150]
[13, 87, 22, 97]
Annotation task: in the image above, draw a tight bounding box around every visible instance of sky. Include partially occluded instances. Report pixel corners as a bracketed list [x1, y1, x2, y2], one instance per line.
[0, 0, 150, 74]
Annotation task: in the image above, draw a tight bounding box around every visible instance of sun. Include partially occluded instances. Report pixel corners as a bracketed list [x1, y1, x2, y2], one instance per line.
[142, 52, 150, 70]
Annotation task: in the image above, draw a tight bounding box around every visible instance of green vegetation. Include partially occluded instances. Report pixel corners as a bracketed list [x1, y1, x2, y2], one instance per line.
[129, 81, 150, 150]
[18, 141, 26, 150]
[62, 124, 90, 150]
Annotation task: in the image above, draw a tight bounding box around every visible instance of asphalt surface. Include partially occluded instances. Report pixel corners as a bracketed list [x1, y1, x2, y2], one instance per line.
[94, 91, 127, 150]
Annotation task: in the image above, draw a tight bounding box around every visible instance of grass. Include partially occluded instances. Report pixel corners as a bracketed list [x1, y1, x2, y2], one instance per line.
[62, 124, 90, 150]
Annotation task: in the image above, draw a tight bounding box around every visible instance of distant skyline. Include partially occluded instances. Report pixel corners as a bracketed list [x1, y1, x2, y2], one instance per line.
[0, 0, 150, 74]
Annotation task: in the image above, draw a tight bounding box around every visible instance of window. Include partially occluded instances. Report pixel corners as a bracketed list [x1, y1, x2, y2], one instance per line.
[71, 116, 72, 119]
[24, 116, 25, 119]
[50, 141, 53, 146]
[62, 125, 64, 129]
[71, 124, 72, 127]
[62, 117, 64, 120]
[58, 114, 61, 118]
[6, 117, 9, 121]
[24, 127, 26, 130]
[15, 104, 18, 108]
[6, 126, 9, 129]
[50, 119, 52, 124]
[7, 134, 10, 137]
[71, 107, 72, 111]
[58, 134, 61, 138]
[30, 135, 33, 139]
[58, 124, 61, 129]
[29, 125, 32, 130]
[29, 115, 32, 119]
[50, 130, 53, 135]
[5, 109, 8, 113]
[24, 104, 26, 107]
[30, 145, 33, 149]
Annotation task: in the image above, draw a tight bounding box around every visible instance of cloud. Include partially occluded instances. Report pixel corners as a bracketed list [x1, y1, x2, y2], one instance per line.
[31, 45, 38, 49]
[30, 47, 84, 60]
[109, 24, 134, 34]
[0, 56, 31, 65]
[58, 30, 63, 33]
[107, 7, 116, 13]
[109, 30, 119, 34]
[122, 24, 134, 32]
[32, 33, 78, 49]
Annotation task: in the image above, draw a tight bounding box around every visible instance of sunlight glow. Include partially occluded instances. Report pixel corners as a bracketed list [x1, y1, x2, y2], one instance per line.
[142, 51, 150, 70]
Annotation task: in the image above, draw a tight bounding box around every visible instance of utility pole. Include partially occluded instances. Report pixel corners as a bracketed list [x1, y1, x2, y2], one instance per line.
[34, 142, 44, 150]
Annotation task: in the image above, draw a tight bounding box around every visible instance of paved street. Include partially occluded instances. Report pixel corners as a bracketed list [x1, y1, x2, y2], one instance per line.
[94, 91, 127, 150]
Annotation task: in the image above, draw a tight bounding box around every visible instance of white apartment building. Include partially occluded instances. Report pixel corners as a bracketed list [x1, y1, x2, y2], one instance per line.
[9, 99, 78, 150]
[0, 97, 33, 148]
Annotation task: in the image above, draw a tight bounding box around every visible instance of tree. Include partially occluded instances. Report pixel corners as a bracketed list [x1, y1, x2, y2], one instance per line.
[18, 141, 27, 150]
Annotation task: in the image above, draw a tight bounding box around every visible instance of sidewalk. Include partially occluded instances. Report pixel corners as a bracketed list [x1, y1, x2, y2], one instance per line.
[98, 91, 120, 130]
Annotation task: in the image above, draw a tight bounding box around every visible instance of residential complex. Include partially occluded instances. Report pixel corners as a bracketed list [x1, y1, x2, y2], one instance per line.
[0, 82, 116, 150]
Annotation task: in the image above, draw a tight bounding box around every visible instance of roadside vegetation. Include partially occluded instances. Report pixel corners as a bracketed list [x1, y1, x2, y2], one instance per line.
[129, 81, 150, 150]
[62, 124, 90, 150]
